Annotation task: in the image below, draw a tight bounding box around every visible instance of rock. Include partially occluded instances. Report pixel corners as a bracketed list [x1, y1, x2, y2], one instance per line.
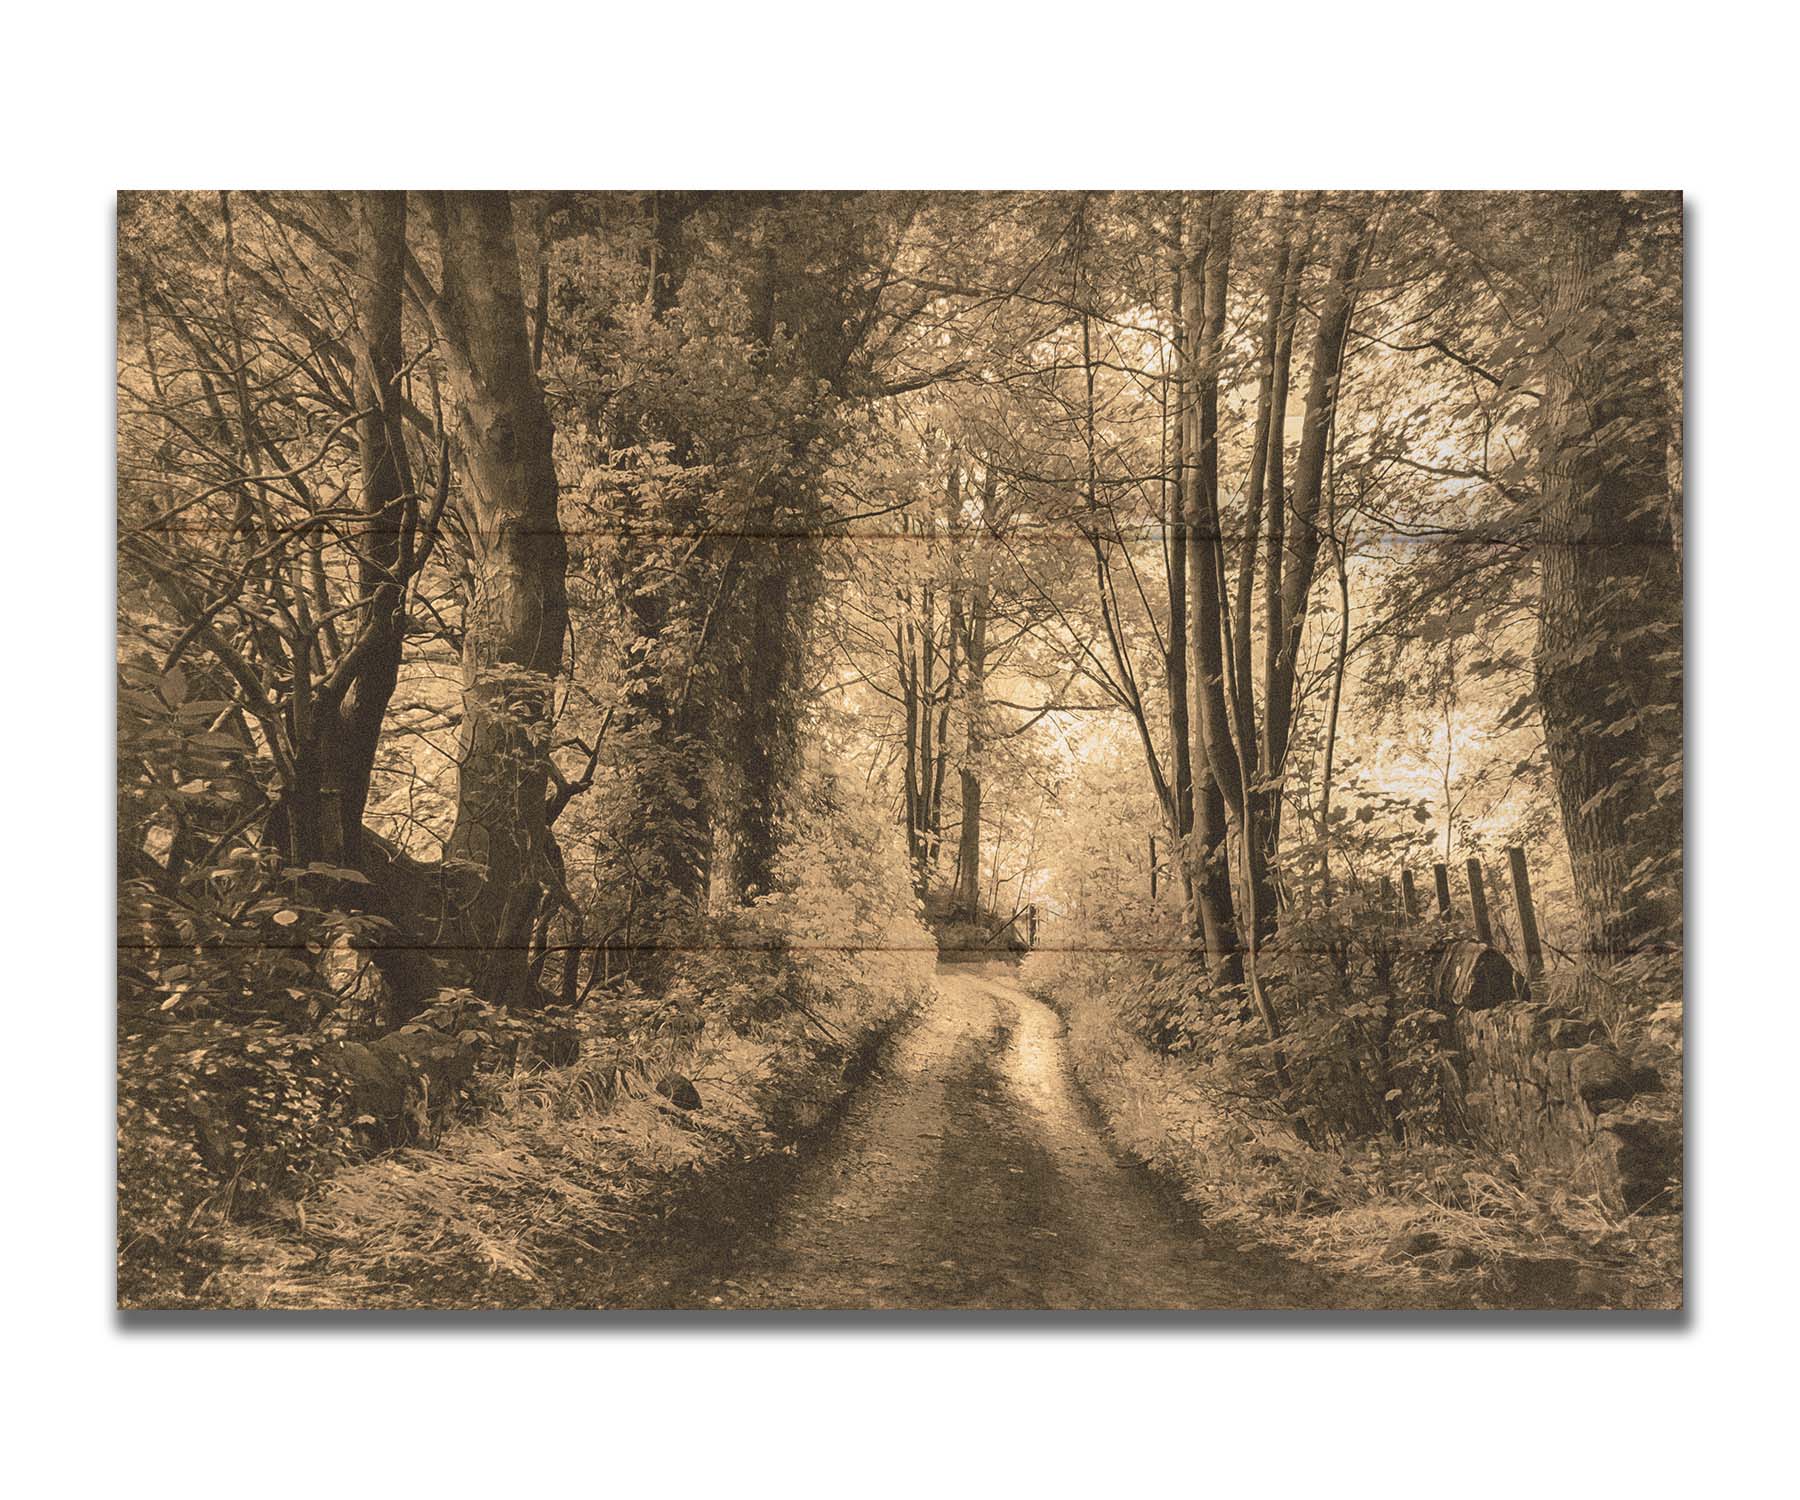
[1567, 1045, 1637, 1111]
[656, 1072, 702, 1111]
[1385, 1227, 1443, 1261]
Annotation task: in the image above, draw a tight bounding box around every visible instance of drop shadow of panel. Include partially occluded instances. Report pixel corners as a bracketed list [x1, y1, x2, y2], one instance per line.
[115, 1306, 1688, 1335]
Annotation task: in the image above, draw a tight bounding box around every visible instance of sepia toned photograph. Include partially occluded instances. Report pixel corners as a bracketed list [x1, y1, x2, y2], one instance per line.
[116, 188, 1683, 1312]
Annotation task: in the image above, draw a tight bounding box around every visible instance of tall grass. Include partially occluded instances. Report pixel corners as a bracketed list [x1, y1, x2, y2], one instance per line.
[1022, 946, 1680, 1309]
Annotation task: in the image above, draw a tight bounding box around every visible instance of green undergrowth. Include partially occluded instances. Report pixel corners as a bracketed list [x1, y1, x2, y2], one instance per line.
[1022, 946, 1681, 1310]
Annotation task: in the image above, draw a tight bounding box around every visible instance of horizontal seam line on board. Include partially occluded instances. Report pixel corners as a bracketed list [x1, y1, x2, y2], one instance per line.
[115, 940, 1685, 957]
[117, 524, 1678, 548]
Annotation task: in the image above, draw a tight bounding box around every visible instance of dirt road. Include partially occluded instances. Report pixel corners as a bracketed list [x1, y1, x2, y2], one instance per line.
[612, 963, 1395, 1310]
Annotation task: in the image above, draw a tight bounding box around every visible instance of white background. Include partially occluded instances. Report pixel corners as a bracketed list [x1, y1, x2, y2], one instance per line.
[4, 3, 1792, 1493]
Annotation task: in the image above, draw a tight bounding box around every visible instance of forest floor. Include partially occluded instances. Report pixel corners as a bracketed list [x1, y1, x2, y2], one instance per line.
[591, 963, 1446, 1310]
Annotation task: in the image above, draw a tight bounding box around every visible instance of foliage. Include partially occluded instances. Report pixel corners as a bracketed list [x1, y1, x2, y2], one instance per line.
[118, 1021, 360, 1303]
[195, 862, 928, 1308]
[119, 649, 402, 1045]
[749, 763, 938, 1012]
[116, 190, 1682, 1306]
[1025, 944, 1679, 1309]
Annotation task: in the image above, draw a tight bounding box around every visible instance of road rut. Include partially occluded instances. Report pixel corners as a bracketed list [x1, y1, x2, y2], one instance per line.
[612, 962, 1395, 1310]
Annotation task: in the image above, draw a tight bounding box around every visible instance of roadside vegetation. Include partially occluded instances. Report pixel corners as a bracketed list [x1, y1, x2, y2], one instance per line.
[124, 770, 933, 1307]
[119, 191, 1681, 1308]
[1025, 937, 1681, 1309]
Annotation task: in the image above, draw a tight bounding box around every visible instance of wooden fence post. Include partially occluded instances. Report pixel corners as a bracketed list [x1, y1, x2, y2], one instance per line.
[1400, 869, 1420, 922]
[1465, 857, 1493, 944]
[1433, 862, 1452, 920]
[1379, 874, 1395, 913]
[1507, 845, 1543, 977]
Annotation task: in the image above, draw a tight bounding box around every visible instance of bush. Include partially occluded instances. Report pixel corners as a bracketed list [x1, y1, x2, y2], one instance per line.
[1025, 936, 1679, 1308]
[118, 1021, 361, 1303]
[123, 763, 936, 1307]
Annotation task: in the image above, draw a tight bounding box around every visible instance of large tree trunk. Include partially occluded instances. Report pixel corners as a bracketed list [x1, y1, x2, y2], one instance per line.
[919, 577, 941, 890]
[727, 564, 794, 904]
[318, 190, 412, 866]
[954, 762, 982, 918]
[427, 191, 571, 1008]
[725, 520, 821, 902]
[719, 199, 891, 907]
[1534, 193, 1683, 963]
[724, 240, 814, 906]
[1177, 199, 1243, 981]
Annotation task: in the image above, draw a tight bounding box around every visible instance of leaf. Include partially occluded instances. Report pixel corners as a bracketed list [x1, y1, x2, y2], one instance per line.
[304, 863, 370, 884]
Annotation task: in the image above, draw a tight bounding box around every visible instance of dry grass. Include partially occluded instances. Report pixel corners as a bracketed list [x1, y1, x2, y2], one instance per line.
[205, 1014, 901, 1309]
[1027, 949, 1681, 1310]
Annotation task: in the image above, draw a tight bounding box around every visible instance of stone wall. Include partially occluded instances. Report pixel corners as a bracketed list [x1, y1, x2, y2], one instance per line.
[1437, 942, 1680, 1214]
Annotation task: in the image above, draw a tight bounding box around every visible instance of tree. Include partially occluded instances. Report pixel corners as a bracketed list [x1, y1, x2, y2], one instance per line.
[1532, 191, 1683, 962]
[119, 190, 458, 1021]
[952, 466, 996, 918]
[1256, 203, 1370, 907]
[411, 191, 572, 1008]
[1178, 193, 1247, 978]
[314, 192, 422, 867]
